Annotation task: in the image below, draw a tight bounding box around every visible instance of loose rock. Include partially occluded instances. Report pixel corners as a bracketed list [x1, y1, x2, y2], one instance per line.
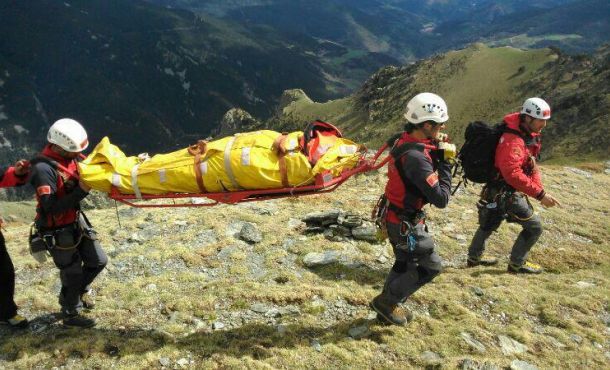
[250, 303, 269, 314]
[311, 339, 322, 352]
[575, 281, 595, 289]
[303, 251, 341, 267]
[460, 359, 500, 370]
[498, 335, 528, 355]
[302, 210, 341, 226]
[510, 360, 538, 370]
[569, 334, 583, 344]
[420, 351, 442, 365]
[337, 213, 363, 228]
[176, 358, 189, 367]
[461, 332, 486, 353]
[348, 325, 371, 339]
[239, 222, 263, 243]
[159, 357, 171, 367]
[287, 218, 305, 230]
[351, 224, 378, 242]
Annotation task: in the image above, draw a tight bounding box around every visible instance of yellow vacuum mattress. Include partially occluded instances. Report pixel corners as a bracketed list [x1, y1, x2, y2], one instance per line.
[79, 130, 362, 195]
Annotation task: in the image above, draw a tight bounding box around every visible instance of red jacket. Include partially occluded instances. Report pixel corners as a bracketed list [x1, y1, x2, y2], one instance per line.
[30, 145, 88, 228]
[495, 112, 544, 199]
[384, 132, 452, 224]
[0, 166, 27, 188]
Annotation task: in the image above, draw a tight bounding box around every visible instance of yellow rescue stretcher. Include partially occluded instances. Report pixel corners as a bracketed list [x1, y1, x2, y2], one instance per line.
[78, 121, 390, 208]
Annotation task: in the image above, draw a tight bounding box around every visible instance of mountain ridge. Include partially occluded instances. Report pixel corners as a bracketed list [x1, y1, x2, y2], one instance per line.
[1, 0, 608, 160]
[262, 44, 610, 161]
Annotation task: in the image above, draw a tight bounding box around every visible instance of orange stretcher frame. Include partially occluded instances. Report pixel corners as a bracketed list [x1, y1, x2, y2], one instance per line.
[107, 143, 411, 208]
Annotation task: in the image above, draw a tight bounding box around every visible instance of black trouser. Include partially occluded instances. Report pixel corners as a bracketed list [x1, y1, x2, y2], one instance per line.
[468, 191, 542, 266]
[383, 221, 442, 305]
[48, 228, 107, 315]
[0, 231, 18, 320]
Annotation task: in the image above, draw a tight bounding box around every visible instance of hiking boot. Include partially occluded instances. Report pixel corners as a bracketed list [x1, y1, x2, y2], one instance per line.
[508, 261, 543, 274]
[466, 256, 499, 267]
[63, 314, 96, 328]
[370, 294, 412, 326]
[0, 314, 29, 329]
[80, 290, 95, 310]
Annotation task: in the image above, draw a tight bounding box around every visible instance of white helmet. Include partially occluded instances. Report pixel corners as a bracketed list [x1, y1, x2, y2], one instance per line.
[521, 97, 551, 120]
[47, 118, 89, 152]
[404, 92, 449, 124]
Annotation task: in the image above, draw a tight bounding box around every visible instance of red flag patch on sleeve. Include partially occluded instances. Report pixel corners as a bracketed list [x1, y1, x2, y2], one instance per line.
[511, 146, 523, 157]
[426, 173, 439, 187]
[37, 185, 51, 196]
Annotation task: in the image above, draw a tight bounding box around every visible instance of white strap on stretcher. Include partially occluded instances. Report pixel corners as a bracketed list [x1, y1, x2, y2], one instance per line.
[131, 165, 142, 199]
[241, 147, 251, 166]
[224, 137, 240, 189]
[158, 169, 167, 183]
[111, 173, 121, 187]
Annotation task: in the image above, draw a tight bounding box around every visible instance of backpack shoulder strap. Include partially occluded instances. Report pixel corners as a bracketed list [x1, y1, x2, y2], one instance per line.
[390, 142, 425, 160]
[499, 123, 525, 139]
[31, 155, 78, 178]
[386, 132, 402, 148]
[30, 155, 60, 172]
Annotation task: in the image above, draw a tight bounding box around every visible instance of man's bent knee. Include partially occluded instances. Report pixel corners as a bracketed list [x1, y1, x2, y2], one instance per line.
[524, 218, 543, 238]
[392, 260, 408, 274]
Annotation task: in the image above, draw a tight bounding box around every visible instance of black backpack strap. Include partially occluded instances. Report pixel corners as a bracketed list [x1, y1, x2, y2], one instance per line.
[503, 127, 525, 138]
[390, 142, 425, 160]
[79, 210, 93, 228]
[30, 155, 60, 170]
[31, 155, 79, 178]
[386, 132, 402, 148]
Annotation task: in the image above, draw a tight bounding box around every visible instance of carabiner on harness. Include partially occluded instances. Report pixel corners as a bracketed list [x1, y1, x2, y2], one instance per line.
[399, 220, 418, 253]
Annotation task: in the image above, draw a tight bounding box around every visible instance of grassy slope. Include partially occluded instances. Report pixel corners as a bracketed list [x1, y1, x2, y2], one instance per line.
[275, 44, 610, 161]
[0, 165, 608, 368]
[278, 45, 555, 147]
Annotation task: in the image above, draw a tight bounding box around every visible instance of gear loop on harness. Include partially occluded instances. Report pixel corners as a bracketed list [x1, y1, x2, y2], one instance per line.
[480, 182, 535, 222]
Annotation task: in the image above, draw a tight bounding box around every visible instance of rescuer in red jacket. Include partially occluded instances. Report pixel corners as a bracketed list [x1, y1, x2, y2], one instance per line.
[370, 93, 454, 325]
[466, 97, 560, 273]
[0, 160, 31, 329]
[30, 118, 107, 328]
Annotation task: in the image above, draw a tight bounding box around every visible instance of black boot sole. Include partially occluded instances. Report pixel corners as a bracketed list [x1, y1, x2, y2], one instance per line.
[467, 259, 499, 267]
[369, 301, 406, 326]
[63, 321, 96, 329]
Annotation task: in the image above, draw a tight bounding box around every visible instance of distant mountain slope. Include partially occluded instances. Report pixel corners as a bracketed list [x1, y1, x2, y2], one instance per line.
[145, 0, 610, 96]
[270, 44, 610, 160]
[150, 0, 610, 56]
[0, 0, 343, 153]
[446, 0, 610, 53]
[1, 0, 608, 158]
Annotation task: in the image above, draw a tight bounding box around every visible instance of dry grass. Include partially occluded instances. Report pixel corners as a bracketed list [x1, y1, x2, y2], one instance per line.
[0, 165, 608, 368]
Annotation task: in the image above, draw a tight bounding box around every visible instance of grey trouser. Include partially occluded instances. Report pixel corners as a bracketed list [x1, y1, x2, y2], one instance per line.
[49, 227, 107, 314]
[383, 221, 442, 305]
[468, 192, 542, 266]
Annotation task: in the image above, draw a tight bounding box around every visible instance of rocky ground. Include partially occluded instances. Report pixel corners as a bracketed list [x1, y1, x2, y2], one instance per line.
[0, 163, 609, 369]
